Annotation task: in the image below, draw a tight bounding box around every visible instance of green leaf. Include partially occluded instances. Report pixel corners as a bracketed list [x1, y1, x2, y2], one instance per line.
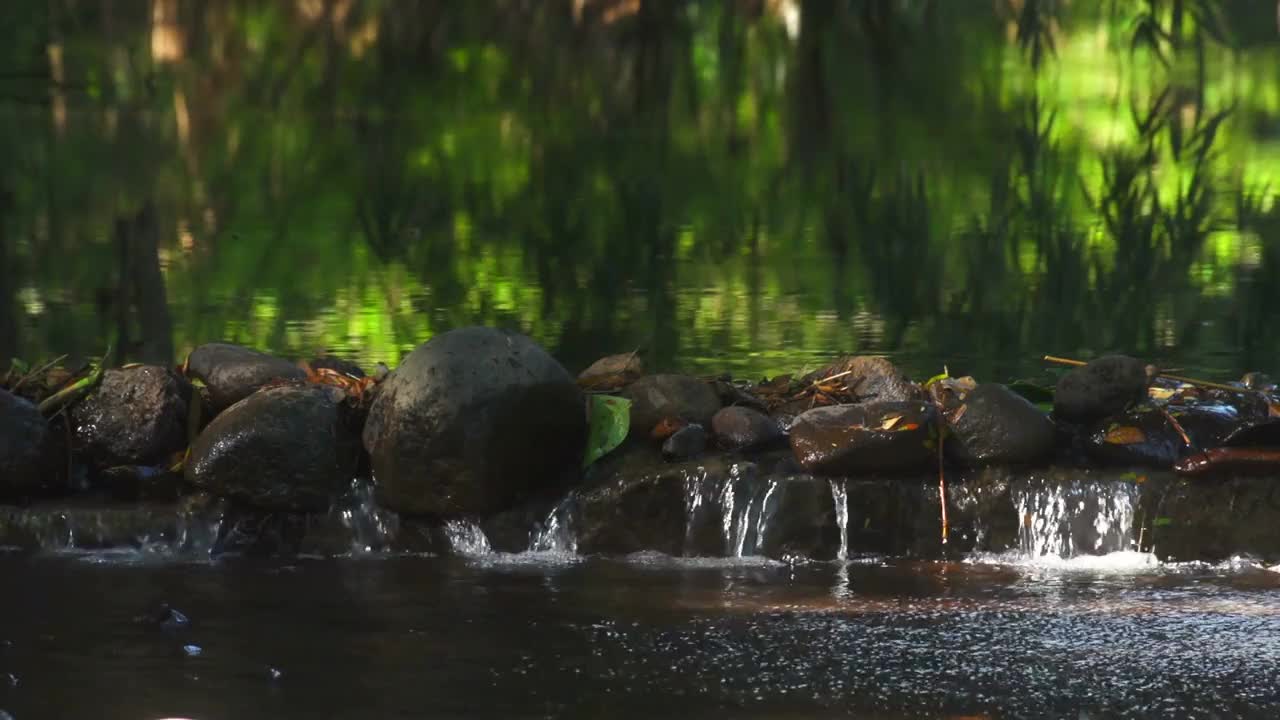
[1153, 517, 1173, 528]
[923, 371, 949, 389]
[9, 358, 29, 374]
[583, 394, 630, 468]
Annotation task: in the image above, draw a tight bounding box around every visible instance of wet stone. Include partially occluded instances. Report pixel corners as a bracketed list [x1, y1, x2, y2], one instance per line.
[801, 356, 924, 404]
[1054, 355, 1150, 422]
[185, 342, 307, 415]
[72, 365, 189, 469]
[662, 423, 707, 461]
[790, 401, 937, 475]
[0, 389, 47, 498]
[946, 383, 1055, 467]
[622, 374, 722, 437]
[711, 405, 784, 451]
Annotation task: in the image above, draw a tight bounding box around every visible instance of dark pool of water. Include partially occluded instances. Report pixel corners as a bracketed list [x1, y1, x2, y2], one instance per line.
[1, 552, 1278, 719]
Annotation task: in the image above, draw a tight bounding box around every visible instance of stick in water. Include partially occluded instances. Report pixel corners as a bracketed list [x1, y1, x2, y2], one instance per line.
[1043, 355, 1252, 395]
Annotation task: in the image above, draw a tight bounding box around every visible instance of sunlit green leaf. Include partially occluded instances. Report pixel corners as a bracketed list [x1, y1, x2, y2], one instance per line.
[583, 395, 631, 468]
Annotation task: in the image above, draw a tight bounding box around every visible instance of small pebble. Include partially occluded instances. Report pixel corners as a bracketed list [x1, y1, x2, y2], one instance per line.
[182, 644, 202, 657]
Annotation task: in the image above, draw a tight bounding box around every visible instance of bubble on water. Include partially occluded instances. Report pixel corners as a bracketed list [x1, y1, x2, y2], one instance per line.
[3, 673, 15, 687]
[182, 644, 202, 657]
[267, 666, 283, 680]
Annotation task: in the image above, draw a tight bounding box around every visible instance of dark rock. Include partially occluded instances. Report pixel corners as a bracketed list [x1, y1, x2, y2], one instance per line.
[186, 384, 360, 511]
[184, 343, 306, 414]
[1222, 417, 1280, 447]
[578, 352, 643, 391]
[1053, 355, 1150, 422]
[362, 327, 587, 515]
[801, 356, 923, 404]
[71, 365, 189, 468]
[310, 355, 365, 378]
[662, 424, 707, 461]
[790, 401, 937, 475]
[1084, 405, 1240, 468]
[710, 380, 770, 413]
[100, 465, 182, 502]
[712, 406, 784, 451]
[0, 389, 47, 497]
[622, 374, 721, 437]
[946, 384, 1055, 467]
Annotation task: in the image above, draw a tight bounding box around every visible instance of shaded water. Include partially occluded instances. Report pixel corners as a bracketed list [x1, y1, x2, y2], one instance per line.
[2, 1, 1280, 380]
[1, 553, 1278, 719]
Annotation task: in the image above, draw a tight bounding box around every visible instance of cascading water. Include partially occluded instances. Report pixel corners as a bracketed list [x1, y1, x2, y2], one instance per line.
[338, 478, 400, 553]
[1013, 477, 1139, 558]
[830, 479, 849, 561]
[529, 497, 577, 554]
[443, 519, 492, 555]
[718, 463, 780, 558]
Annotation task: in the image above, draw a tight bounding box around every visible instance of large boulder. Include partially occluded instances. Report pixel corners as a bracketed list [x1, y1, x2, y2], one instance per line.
[1084, 404, 1239, 469]
[800, 356, 923, 404]
[184, 343, 306, 414]
[72, 365, 189, 468]
[0, 389, 47, 496]
[790, 401, 937, 475]
[621, 374, 721, 437]
[1054, 355, 1149, 422]
[712, 405, 784, 451]
[945, 384, 1055, 467]
[186, 384, 360, 511]
[362, 327, 587, 515]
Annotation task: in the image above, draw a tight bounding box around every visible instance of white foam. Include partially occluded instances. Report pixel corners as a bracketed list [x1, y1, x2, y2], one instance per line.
[966, 549, 1160, 573]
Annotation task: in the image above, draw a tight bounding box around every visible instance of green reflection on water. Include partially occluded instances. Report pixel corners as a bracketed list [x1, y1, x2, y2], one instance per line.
[0, 0, 1277, 382]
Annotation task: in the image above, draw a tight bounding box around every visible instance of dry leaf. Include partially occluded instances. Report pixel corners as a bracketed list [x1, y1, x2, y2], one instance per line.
[880, 414, 903, 430]
[1104, 426, 1147, 445]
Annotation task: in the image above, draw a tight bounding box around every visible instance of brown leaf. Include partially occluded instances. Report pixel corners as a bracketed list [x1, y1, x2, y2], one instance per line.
[1104, 426, 1147, 445]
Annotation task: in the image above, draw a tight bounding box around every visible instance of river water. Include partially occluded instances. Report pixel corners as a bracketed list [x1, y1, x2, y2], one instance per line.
[1, 549, 1278, 719]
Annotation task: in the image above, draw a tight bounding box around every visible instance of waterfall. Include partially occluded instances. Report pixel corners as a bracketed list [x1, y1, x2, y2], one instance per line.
[529, 497, 577, 554]
[1013, 477, 1138, 559]
[443, 519, 492, 555]
[682, 468, 713, 556]
[338, 479, 400, 553]
[830, 479, 849, 561]
[718, 463, 780, 558]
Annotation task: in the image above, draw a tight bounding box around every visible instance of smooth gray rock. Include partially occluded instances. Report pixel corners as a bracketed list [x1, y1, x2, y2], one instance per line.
[1054, 355, 1149, 422]
[946, 384, 1055, 467]
[185, 343, 306, 414]
[662, 423, 707, 461]
[362, 327, 587, 515]
[712, 405, 784, 451]
[622, 374, 721, 437]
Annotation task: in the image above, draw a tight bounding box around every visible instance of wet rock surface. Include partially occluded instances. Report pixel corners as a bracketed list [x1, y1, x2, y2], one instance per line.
[711, 406, 784, 451]
[1054, 355, 1149, 422]
[801, 356, 923, 404]
[186, 384, 359, 511]
[790, 401, 937, 475]
[0, 389, 47, 497]
[184, 342, 306, 414]
[71, 365, 189, 469]
[362, 327, 586, 515]
[945, 384, 1056, 467]
[1084, 405, 1239, 468]
[661, 423, 707, 461]
[622, 374, 721, 437]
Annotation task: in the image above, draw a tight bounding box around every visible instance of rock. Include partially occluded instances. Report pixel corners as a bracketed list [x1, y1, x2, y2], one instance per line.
[310, 355, 365, 378]
[362, 327, 587, 515]
[711, 406, 784, 451]
[184, 343, 306, 414]
[1053, 355, 1150, 422]
[945, 384, 1055, 467]
[1240, 372, 1276, 392]
[1083, 405, 1238, 468]
[801, 356, 923, 404]
[578, 352, 643, 391]
[662, 424, 707, 461]
[790, 401, 937, 475]
[622, 374, 721, 437]
[186, 384, 360, 511]
[0, 389, 46, 496]
[71, 365, 189, 468]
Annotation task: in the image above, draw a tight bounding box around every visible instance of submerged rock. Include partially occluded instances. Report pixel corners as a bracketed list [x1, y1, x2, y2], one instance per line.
[184, 342, 306, 414]
[186, 384, 360, 511]
[622, 374, 721, 437]
[662, 423, 707, 461]
[711, 406, 784, 451]
[362, 327, 587, 515]
[71, 365, 189, 469]
[1054, 355, 1149, 422]
[790, 401, 936, 475]
[946, 384, 1055, 467]
[0, 389, 47, 497]
[801, 356, 923, 404]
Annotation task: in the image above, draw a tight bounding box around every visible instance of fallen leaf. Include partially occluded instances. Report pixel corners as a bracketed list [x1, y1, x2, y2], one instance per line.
[880, 414, 903, 430]
[1104, 426, 1147, 445]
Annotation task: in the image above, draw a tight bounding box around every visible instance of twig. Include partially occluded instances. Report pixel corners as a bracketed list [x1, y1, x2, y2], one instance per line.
[1157, 406, 1193, 449]
[11, 354, 68, 393]
[938, 428, 949, 545]
[38, 345, 110, 417]
[1043, 355, 1254, 395]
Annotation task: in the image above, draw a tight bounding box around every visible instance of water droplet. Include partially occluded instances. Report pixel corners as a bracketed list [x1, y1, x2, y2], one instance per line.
[3, 673, 15, 687]
[182, 644, 202, 657]
[267, 666, 283, 680]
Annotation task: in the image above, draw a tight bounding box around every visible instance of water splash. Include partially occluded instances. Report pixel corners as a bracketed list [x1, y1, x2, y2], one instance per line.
[338, 479, 399, 553]
[830, 479, 849, 561]
[1013, 477, 1138, 559]
[682, 467, 712, 555]
[719, 464, 779, 558]
[443, 519, 492, 555]
[529, 497, 577, 554]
